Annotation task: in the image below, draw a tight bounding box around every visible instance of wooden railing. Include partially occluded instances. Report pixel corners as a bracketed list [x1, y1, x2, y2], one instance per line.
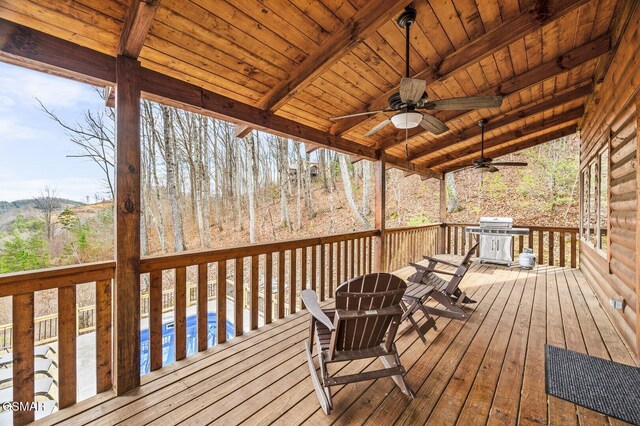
[0, 225, 447, 422]
[138, 230, 379, 373]
[444, 223, 580, 268]
[384, 224, 440, 271]
[0, 261, 114, 423]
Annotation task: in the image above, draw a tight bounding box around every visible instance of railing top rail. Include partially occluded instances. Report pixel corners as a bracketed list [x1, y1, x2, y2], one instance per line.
[0, 261, 116, 297]
[140, 229, 380, 273]
[443, 222, 579, 232]
[385, 223, 442, 234]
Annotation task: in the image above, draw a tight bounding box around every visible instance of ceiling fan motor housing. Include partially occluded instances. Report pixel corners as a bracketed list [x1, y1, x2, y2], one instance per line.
[397, 7, 417, 29]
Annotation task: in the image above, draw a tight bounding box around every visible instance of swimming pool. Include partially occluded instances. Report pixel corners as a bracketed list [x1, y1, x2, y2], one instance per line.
[140, 313, 234, 375]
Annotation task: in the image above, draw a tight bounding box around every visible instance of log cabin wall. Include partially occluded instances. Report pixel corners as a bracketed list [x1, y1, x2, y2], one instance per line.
[579, 2, 640, 355]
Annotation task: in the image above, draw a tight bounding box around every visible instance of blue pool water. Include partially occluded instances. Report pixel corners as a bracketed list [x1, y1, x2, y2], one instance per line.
[140, 313, 234, 375]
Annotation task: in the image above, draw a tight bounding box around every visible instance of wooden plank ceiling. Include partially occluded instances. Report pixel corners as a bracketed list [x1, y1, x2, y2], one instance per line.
[0, 0, 624, 175]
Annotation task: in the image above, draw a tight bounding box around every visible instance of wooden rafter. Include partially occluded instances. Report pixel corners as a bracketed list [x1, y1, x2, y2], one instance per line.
[118, 0, 161, 58]
[331, 0, 591, 137]
[444, 124, 578, 173]
[409, 83, 592, 163]
[376, 35, 609, 151]
[236, 0, 412, 138]
[426, 107, 583, 168]
[0, 19, 376, 159]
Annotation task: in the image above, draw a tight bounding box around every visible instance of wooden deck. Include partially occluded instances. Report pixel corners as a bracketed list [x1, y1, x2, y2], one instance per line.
[40, 257, 638, 425]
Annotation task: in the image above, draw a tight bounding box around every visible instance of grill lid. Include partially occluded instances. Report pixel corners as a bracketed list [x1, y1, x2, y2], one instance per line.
[479, 217, 513, 229]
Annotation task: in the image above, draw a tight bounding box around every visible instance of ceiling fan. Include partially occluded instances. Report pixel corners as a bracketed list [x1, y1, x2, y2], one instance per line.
[329, 6, 504, 138]
[472, 119, 528, 172]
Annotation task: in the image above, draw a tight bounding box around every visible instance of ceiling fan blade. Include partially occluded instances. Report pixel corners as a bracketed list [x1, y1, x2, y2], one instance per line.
[422, 96, 503, 110]
[489, 161, 528, 167]
[419, 114, 449, 135]
[364, 119, 392, 137]
[399, 78, 426, 104]
[330, 109, 393, 121]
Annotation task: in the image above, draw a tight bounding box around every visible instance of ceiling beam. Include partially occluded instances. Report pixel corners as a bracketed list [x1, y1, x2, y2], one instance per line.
[0, 18, 115, 86]
[234, 124, 252, 139]
[376, 34, 609, 151]
[0, 19, 380, 160]
[444, 125, 578, 173]
[434, 109, 583, 168]
[238, 0, 412, 137]
[407, 83, 592, 163]
[331, 0, 591, 137]
[141, 68, 378, 158]
[118, 0, 161, 58]
[104, 85, 115, 108]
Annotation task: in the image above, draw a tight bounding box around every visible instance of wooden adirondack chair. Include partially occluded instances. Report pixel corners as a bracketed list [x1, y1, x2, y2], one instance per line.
[402, 243, 479, 343]
[302, 273, 414, 414]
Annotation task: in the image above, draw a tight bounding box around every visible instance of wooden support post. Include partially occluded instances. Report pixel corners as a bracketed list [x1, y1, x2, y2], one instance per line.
[114, 55, 141, 394]
[439, 177, 447, 254]
[373, 157, 386, 272]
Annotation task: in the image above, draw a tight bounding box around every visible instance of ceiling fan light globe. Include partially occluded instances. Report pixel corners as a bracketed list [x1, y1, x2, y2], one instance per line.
[391, 112, 423, 129]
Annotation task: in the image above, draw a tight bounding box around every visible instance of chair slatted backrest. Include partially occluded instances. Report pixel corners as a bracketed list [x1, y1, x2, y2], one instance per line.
[332, 273, 406, 353]
[445, 243, 479, 294]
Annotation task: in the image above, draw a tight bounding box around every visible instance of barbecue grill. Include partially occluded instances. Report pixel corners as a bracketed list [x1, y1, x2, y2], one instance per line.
[465, 217, 529, 266]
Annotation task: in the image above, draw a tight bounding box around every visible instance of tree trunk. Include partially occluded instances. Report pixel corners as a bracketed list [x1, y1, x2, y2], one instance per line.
[161, 105, 185, 252]
[277, 136, 291, 230]
[361, 161, 371, 216]
[247, 135, 258, 243]
[446, 173, 461, 213]
[339, 154, 370, 228]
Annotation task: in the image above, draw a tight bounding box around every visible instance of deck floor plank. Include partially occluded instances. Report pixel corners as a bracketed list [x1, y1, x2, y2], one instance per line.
[37, 259, 637, 426]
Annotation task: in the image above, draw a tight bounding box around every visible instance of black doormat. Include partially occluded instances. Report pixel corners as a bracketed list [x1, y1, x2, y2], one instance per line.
[545, 345, 640, 425]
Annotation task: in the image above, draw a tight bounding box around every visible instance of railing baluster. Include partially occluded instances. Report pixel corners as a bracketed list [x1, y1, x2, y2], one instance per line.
[198, 264, 208, 351]
[337, 241, 342, 286]
[265, 253, 272, 325]
[175, 267, 187, 361]
[360, 238, 366, 275]
[301, 246, 308, 293]
[559, 232, 566, 267]
[368, 236, 373, 273]
[217, 260, 227, 343]
[571, 232, 577, 268]
[311, 245, 317, 293]
[290, 249, 297, 314]
[538, 230, 544, 265]
[549, 231, 555, 266]
[235, 257, 244, 336]
[96, 279, 112, 392]
[250, 255, 259, 330]
[528, 230, 534, 249]
[349, 239, 355, 279]
[150, 270, 162, 371]
[278, 251, 285, 319]
[328, 243, 334, 296]
[58, 286, 77, 408]
[319, 245, 325, 301]
[13, 292, 35, 424]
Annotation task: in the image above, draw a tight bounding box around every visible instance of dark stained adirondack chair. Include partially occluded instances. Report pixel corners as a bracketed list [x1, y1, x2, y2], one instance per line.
[302, 273, 414, 414]
[401, 243, 479, 343]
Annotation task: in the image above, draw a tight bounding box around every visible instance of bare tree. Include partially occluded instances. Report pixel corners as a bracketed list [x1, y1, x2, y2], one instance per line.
[34, 186, 60, 240]
[160, 105, 185, 252]
[338, 154, 370, 228]
[38, 96, 115, 199]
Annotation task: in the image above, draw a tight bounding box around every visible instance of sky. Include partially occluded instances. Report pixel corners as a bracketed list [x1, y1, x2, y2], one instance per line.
[0, 61, 108, 202]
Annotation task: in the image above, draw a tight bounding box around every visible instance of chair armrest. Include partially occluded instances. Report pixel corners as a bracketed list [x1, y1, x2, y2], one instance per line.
[422, 256, 459, 268]
[430, 269, 462, 277]
[301, 290, 335, 331]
